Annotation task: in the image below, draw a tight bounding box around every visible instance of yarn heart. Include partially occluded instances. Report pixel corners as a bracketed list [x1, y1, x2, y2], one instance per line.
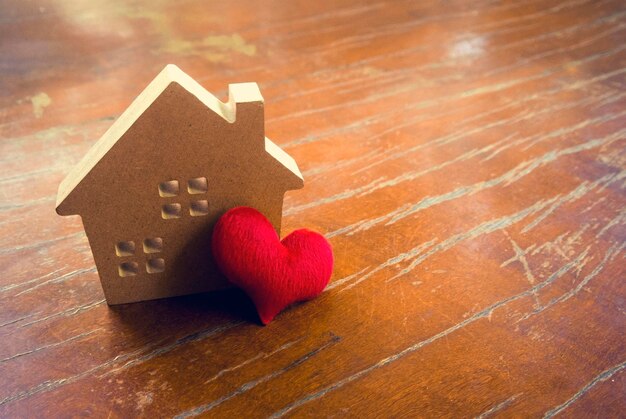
[212, 207, 333, 324]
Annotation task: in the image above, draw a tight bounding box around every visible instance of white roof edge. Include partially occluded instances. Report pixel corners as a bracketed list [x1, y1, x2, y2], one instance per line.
[265, 137, 303, 181]
[228, 82, 264, 104]
[166, 64, 236, 123]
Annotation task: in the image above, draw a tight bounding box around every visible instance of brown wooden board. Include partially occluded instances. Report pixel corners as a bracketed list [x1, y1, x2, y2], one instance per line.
[0, 0, 625, 417]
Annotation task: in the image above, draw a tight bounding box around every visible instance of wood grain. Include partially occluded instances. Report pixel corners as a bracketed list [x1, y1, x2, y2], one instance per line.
[0, 0, 624, 417]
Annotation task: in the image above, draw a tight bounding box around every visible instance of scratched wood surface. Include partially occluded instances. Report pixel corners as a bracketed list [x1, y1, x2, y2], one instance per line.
[1, 0, 625, 417]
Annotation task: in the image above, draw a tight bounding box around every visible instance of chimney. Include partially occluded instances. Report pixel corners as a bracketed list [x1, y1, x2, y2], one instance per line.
[228, 83, 265, 146]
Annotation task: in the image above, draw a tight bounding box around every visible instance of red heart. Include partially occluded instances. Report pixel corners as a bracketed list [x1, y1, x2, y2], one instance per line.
[212, 207, 333, 324]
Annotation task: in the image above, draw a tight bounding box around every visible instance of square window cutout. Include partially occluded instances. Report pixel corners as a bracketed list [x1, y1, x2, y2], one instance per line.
[143, 237, 163, 253]
[146, 258, 165, 274]
[190, 200, 209, 216]
[161, 203, 182, 219]
[158, 180, 179, 197]
[187, 177, 208, 194]
[115, 241, 135, 257]
[118, 261, 139, 277]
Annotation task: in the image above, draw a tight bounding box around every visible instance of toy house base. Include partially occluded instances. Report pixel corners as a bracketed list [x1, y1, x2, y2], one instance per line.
[56, 65, 303, 305]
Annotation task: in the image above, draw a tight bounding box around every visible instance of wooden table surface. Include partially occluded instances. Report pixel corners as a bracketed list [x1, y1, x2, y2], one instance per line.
[1, 0, 625, 417]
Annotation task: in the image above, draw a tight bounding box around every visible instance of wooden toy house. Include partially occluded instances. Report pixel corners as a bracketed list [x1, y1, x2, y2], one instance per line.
[56, 64, 304, 305]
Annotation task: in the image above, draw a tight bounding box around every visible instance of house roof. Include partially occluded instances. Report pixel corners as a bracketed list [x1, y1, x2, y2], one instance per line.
[56, 64, 303, 212]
